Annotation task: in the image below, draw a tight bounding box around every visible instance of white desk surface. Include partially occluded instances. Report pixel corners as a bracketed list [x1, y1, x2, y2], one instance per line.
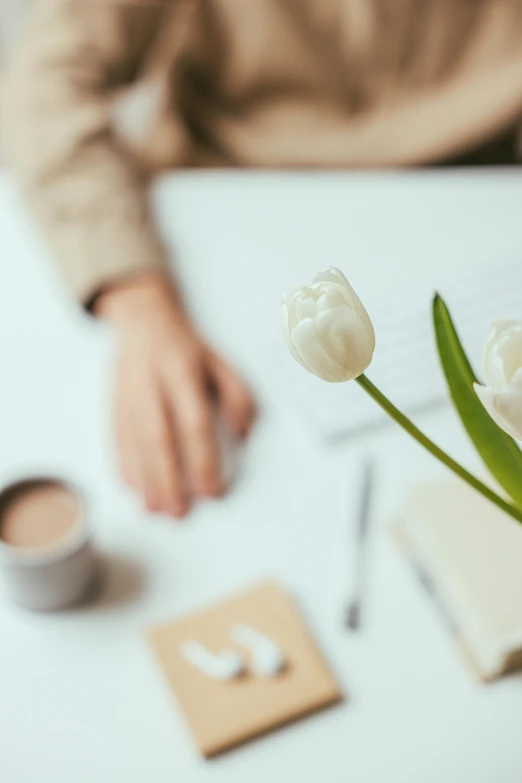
[1, 170, 522, 783]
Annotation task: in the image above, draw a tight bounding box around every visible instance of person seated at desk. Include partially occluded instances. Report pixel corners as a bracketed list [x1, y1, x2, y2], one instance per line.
[2, 0, 522, 518]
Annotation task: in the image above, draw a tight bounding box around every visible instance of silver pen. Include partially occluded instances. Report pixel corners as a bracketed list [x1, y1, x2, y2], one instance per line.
[345, 460, 374, 630]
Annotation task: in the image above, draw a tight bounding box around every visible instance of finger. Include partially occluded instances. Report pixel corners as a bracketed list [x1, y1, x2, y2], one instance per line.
[136, 372, 189, 518]
[114, 357, 143, 491]
[208, 352, 256, 438]
[164, 360, 222, 498]
[116, 412, 142, 491]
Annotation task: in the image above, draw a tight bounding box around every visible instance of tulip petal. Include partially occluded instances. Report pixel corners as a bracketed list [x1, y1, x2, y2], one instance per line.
[317, 292, 346, 312]
[495, 328, 522, 384]
[483, 320, 522, 387]
[313, 269, 359, 311]
[510, 367, 522, 389]
[489, 320, 521, 339]
[483, 352, 507, 392]
[291, 318, 348, 382]
[487, 385, 522, 440]
[281, 289, 302, 331]
[327, 278, 374, 350]
[350, 294, 375, 350]
[312, 271, 375, 349]
[474, 383, 522, 441]
[316, 306, 374, 378]
[280, 302, 309, 370]
[295, 295, 317, 321]
[313, 267, 349, 286]
[311, 280, 352, 307]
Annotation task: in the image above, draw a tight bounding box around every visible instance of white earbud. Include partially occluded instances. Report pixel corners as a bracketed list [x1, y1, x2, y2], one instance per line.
[230, 624, 286, 677]
[179, 640, 245, 681]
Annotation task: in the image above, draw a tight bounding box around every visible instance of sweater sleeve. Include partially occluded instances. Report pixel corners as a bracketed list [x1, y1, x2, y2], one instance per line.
[1, 0, 169, 307]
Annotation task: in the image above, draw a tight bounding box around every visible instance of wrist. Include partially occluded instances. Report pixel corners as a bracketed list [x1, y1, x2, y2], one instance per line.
[94, 272, 186, 327]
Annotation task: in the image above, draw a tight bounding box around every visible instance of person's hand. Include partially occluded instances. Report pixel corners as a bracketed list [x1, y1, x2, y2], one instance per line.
[95, 272, 255, 517]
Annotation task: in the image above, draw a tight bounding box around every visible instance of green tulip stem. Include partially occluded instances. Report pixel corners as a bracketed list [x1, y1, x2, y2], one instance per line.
[356, 373, 522, 526]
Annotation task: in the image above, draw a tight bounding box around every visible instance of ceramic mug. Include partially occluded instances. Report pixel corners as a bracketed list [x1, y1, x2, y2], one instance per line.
[0, 476, 97, 611]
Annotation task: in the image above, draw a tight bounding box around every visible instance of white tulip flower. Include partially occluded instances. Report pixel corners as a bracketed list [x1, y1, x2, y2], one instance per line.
[278, 276, 522, 527]
[474, 320, 522, 441]
[281, 267, 375, 382]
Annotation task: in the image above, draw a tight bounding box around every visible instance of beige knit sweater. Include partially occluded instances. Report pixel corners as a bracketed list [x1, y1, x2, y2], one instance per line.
[3, 0, 522, 304]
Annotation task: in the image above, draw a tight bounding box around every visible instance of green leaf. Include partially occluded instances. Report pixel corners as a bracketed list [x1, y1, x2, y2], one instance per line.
[433, 294, 522, 509]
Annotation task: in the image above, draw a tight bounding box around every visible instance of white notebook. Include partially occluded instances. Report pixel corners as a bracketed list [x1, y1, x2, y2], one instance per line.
[396, 479, 522, 682]
[277, 258, 522, 440]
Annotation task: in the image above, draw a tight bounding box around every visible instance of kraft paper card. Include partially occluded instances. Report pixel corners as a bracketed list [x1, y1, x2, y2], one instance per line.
[148, 581, 343, 757]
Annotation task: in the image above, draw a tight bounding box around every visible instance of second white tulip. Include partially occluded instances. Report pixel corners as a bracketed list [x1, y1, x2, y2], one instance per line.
[474, 320, 522, 441]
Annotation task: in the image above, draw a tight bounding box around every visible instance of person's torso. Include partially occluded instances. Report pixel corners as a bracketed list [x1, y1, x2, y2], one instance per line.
[113, 0, 522, 170]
